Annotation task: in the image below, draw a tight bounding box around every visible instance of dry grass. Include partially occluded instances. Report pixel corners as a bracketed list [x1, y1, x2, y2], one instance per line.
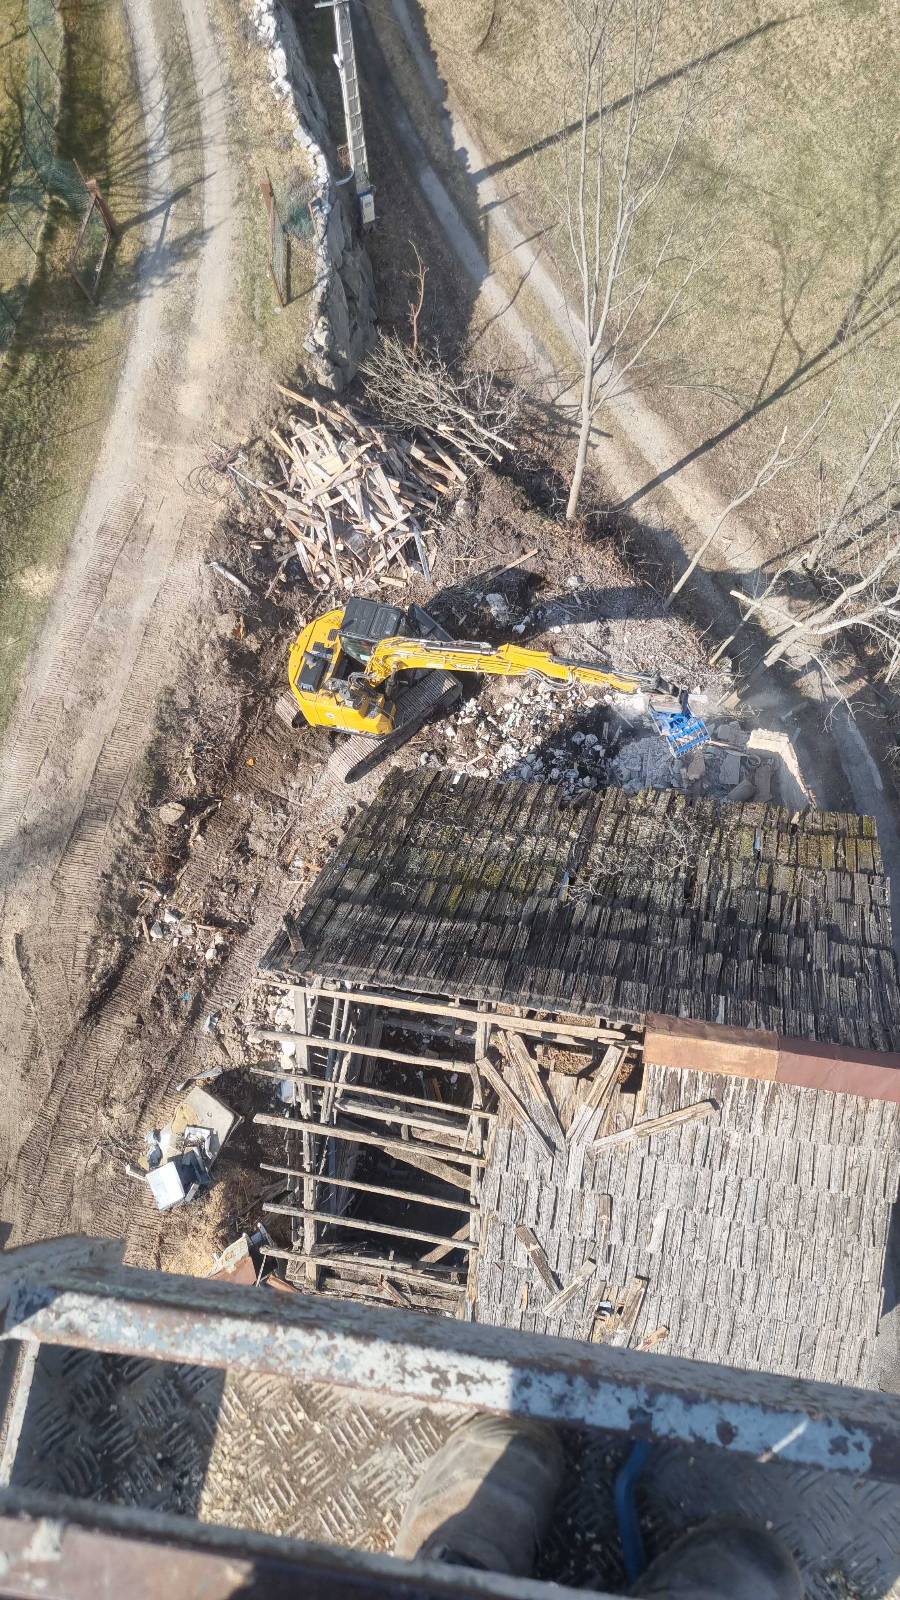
[206, 0, 318, 364]
[0, 0, 144, 730]
[414, 0, 899, 536]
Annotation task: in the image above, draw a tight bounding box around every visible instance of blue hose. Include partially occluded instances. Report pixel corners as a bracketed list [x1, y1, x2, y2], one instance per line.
[614, 1438, 651, 1584]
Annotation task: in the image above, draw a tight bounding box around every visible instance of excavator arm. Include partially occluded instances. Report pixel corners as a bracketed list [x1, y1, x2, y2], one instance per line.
[364, 635, 679, 700]
[287, 599, 689, 747]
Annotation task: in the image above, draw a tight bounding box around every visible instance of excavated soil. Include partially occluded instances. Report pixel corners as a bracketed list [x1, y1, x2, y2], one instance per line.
[0, 451, 795, 1276]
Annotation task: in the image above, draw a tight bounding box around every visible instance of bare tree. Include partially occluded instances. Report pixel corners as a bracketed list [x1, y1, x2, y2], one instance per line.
[361, 333, 523, 463]
[557, 0, 721, 520]
[729, 393, 900, 675]
[666, 397, 837, 607]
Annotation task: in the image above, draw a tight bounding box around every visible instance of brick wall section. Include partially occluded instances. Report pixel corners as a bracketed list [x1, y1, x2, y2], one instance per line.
[644, 1013, 900, 1102]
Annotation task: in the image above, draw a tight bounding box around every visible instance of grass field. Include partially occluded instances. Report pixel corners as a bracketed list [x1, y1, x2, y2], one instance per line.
[206, 0, 318, 354]
[415, 0, 899, 534]
[0, 0, 146, 729]
[0, 1, 28, 190]
[0, 0, 317, 734]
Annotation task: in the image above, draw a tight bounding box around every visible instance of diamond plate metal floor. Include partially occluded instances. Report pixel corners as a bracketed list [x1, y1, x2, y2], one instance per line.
[9, 1347, 900, 1598]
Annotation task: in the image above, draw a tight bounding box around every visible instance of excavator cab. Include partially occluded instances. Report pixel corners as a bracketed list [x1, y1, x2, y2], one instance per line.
[288, 599, 419, 735]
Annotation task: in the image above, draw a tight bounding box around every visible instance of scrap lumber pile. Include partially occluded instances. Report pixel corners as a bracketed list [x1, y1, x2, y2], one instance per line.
[235, 385, 469, 592]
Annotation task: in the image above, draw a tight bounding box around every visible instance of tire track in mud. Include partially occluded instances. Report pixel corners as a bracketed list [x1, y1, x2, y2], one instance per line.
[0, 0, 238, 1245]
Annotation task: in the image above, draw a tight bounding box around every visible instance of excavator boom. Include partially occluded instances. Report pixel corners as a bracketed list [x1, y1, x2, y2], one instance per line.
[365, 635, 670, 697]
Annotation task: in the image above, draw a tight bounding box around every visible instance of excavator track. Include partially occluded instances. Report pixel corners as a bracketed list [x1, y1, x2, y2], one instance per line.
[327, 671, 462, 787]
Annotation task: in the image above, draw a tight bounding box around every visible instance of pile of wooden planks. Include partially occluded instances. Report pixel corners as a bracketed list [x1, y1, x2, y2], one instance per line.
[238, 385, 469, 592]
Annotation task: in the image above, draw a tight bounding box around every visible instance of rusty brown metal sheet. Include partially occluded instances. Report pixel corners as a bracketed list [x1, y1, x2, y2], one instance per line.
[0, 1490, 604, 1600]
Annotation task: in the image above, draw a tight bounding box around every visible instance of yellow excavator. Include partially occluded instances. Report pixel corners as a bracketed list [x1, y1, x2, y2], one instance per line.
[286, 597, 694, 784]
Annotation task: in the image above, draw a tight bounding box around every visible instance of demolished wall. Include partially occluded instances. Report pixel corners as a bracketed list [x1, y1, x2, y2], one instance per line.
[253, 0, 376, 390]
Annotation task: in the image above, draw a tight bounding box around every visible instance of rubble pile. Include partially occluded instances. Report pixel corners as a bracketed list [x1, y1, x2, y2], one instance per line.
[145, 903, 230, 967]
[418, 675, 790, 808]
[423, 678, 623, 795]
[130, 1086, 241, 1212]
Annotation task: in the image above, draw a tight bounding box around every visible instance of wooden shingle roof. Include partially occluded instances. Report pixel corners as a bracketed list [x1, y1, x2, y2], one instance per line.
[264, 770, 900, 1050]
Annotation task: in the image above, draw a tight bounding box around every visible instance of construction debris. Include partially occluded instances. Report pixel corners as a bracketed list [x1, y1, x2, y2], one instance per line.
[591, 1099, 718, 1152]
[208, 1226, 274, 1283]
[515, 1223, 560, 1295]
[477, 1054, 555, 1161]
[135, 1086, 241, 1212]
[234, 387, 475, 592]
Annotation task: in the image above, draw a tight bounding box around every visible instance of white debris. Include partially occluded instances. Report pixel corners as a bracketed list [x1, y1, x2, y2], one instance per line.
[138, 1087, 241, 1212]
[610, 736, 676, 794]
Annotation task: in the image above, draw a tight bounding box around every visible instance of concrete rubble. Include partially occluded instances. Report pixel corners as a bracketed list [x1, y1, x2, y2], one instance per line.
[422, 674, 801, 810]
[132, 1086, 241, 1212]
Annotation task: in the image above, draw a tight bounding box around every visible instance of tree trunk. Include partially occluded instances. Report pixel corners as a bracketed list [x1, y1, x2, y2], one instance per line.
[762, 627, 801, 668]
[566, 359, 595, 521]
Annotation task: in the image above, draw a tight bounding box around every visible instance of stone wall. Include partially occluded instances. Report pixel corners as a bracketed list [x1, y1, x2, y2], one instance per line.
[253, 0, 376, 390]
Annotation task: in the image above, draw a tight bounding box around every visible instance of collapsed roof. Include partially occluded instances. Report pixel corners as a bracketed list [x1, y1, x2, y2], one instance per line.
[263, 770, 900, 1051]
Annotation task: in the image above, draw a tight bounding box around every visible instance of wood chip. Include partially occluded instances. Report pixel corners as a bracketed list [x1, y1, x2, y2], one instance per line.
[609, 1275, 649, 1348]
[637, 1325, 669, 1352]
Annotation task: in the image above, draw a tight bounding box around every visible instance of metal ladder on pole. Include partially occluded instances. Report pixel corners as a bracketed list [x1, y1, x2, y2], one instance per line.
[319, 0, 374, 221]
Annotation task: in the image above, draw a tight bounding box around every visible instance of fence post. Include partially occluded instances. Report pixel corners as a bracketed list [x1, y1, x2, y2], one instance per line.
[85, 178, 119, 240]
[259, 175, 287, 308]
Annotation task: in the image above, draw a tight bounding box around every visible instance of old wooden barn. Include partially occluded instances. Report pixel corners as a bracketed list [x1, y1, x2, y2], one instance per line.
[252, 770, 900, 1386]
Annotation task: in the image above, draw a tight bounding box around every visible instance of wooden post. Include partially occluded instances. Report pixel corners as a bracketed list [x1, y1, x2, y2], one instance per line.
[85, 179, 119, 240]
[260, 175, 286, 308]
[293, 986, 319, 1289]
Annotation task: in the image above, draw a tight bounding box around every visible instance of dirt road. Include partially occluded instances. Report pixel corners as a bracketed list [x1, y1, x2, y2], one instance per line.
[0, 0, 240, 1243]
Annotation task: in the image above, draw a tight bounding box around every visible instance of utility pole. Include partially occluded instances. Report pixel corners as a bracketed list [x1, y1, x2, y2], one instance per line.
[315, 0, 375, 225]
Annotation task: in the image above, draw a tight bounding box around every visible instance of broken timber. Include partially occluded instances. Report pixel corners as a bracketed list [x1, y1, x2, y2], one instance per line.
[249, 1064, 496, 1121]
[254, 1113, 480, 1190]
[499, 1032, 564, 1147]
[515, 1224, 560, 1295]
[262, 1204, 476, 1252]
[260, 1245, 465, 1289]
[236, 389, 484, 591]
[477, 1056, 554, 1160]
[543, 1257, 598, 1317]
[250, 1031, 476, 1076]
[307, 989, 630, 1043]
[591, 1100, 717, 1151]
[259, 1164, 478, 1214]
